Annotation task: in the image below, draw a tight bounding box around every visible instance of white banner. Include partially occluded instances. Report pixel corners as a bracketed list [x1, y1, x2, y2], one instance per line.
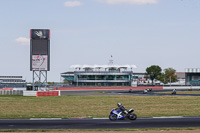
[32, 55, 48, 71]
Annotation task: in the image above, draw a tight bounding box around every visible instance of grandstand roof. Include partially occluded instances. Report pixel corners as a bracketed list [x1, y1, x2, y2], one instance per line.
[70, 64, 137, 70]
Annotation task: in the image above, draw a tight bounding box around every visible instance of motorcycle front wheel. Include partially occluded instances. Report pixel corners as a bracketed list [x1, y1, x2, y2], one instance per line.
[129, 113, 137, 120]
[109, 114, 117, 121]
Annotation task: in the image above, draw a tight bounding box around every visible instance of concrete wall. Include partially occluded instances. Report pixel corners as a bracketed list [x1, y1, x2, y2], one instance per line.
[13, 87, 26, 91]
[23, 91, 60, 97]
[163, 86, 200, 90]
[23, 91, 37, 96]
[0, 90, 60, 96]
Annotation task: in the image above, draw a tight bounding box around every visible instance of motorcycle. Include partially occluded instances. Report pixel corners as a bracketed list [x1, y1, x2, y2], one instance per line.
[172, 91, 176, 95]
[109, 108, 137, 120]
[172, 89, 177, 95]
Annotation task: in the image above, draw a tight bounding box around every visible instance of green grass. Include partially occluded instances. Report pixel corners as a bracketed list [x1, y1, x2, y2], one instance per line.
[0, 95, 200, 119]
[90, 91, 108, 94]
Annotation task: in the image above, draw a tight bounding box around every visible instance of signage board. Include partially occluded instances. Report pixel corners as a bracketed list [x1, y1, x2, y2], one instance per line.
[30, 29, 50, 39]
[32, 55, 48, 71]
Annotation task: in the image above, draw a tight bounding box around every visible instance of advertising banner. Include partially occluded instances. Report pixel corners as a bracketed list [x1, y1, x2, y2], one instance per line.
[32, 55, 48, 71]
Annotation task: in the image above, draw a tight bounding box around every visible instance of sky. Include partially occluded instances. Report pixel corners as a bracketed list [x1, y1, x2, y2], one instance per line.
[0, 0, 200, 82]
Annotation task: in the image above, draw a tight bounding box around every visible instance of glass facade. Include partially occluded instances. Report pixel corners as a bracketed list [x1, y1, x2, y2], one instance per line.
[77, 82, 130, 87]
[62, 71, 133, 87]
[76, 75, 130, 80]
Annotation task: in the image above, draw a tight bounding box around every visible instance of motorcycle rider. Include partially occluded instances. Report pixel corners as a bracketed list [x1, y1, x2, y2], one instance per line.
[172, 89, 176, 94]
[117, 103, 128, 115]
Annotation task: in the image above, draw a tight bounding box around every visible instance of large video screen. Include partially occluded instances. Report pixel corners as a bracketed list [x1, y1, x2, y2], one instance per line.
[32, 40, 48, 55]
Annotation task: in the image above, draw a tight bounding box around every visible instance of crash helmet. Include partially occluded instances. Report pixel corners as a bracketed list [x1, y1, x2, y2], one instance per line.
[117, 103, 122, 107]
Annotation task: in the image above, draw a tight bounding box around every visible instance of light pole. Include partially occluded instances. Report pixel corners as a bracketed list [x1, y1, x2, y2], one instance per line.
[76, 75, 78, 87]
[163, 77, 165, 87]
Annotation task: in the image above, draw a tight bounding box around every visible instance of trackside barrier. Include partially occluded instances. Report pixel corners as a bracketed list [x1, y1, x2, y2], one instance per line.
[1, 88, 13, 90]
[23, 90, 60, 97]
[0, 90, 23, 95]
[23, 91, 37, 96]
[54, 87, 163, 90]
[163, 86, 200, 90]
[36, 91, 60, 97]
[13, 87, 26, 91]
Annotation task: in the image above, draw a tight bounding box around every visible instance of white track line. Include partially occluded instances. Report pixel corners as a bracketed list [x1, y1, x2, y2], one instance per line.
[108, 122, 131, 124]
[93, 118, 108, 120]
[30, 118, 62, 120]
[153, 116, 184, 119]
[29, 116, 194, 120]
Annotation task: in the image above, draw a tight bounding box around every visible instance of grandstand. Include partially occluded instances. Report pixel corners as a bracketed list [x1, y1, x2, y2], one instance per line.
[61, 64, 137, 87]
[0, 76, 26, 88]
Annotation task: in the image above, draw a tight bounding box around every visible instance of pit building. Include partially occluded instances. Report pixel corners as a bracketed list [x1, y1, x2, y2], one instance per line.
[61, 64, 137, 87]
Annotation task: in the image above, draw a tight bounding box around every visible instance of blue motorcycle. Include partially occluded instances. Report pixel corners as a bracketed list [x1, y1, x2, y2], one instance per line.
[109, 108, 137, 120]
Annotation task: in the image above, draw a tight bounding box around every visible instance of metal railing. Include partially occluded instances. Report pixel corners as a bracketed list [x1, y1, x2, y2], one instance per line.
[76, 78, 130, 80]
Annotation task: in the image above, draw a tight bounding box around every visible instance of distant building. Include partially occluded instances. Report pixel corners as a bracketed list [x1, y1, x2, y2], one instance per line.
[175, 72, 185, 85]
[0, 76, 26, 88]
[133, 72, 186, 86]
[61, 64, 136, 87]
[185, 68, 200, 86]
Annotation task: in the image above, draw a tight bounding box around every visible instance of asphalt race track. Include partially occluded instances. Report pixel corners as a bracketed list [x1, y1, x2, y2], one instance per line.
[61, 90, 200, 96]
[0, 117, 200, 129]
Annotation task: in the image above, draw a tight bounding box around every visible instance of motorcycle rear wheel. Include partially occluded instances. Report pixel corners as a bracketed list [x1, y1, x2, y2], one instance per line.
[109, 114, 117, 121]
[129, 113, 137, 120]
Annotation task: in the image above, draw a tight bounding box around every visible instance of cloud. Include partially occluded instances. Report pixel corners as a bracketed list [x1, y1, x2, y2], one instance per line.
[16, 37, 30, 45]
[64, 1, 82, 7]
[96, 0, 158, 5]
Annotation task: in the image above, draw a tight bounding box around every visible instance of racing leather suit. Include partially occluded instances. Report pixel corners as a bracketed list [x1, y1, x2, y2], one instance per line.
[119, 105, 128, 115]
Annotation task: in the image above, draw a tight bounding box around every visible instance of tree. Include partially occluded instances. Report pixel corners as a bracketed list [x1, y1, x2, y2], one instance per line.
[158, 73, 168, 84]
[145, 65, 162, 85]
[63, 78, 69, 84]
[47, 82, 55, 85]
[159, 68, 178, 84]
